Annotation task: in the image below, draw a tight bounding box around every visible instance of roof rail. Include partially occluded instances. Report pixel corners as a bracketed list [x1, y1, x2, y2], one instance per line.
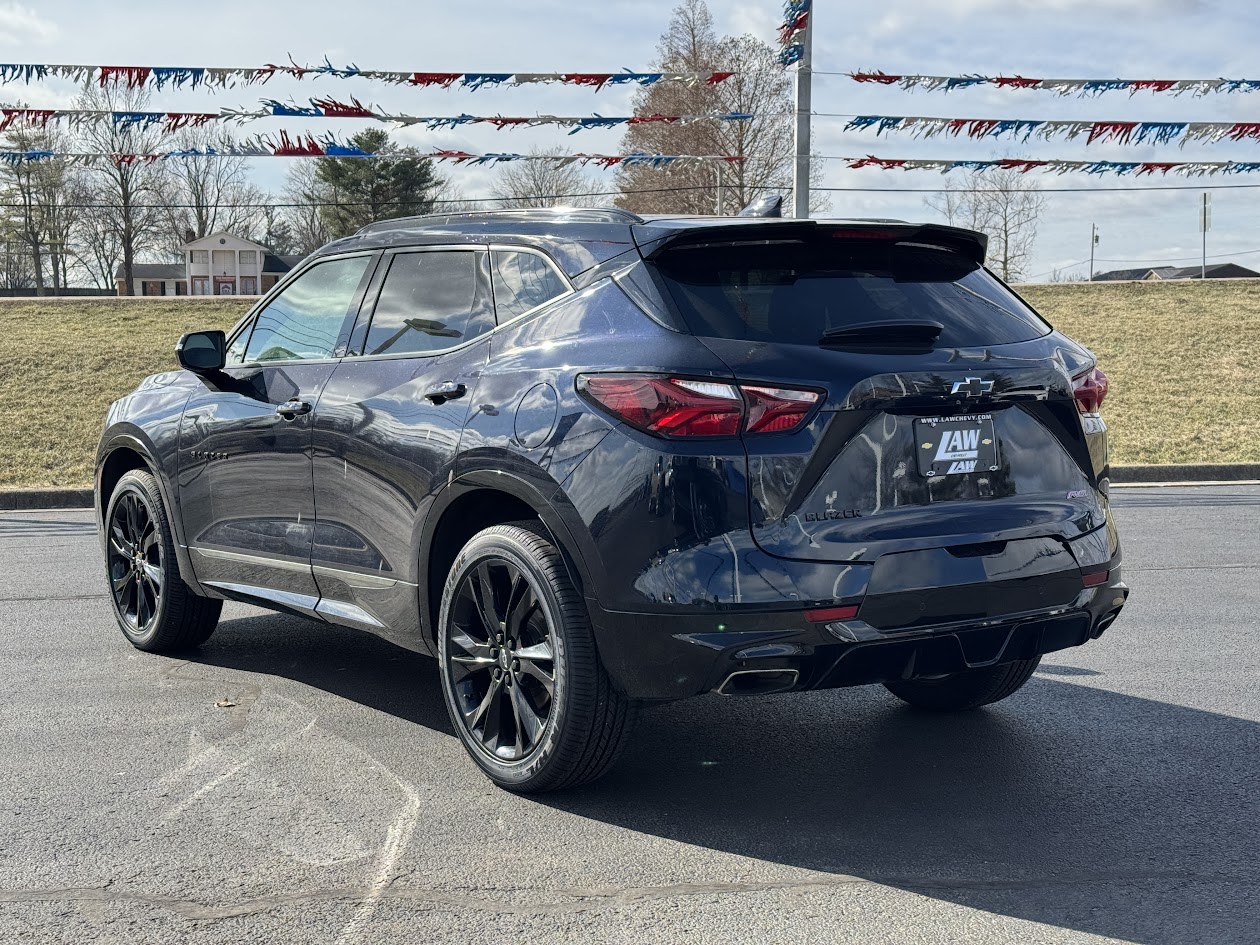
[355, 206, 645, 235]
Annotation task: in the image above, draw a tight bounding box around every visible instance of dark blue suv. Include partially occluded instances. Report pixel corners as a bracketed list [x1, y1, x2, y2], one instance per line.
[96, 208, 1127, 792]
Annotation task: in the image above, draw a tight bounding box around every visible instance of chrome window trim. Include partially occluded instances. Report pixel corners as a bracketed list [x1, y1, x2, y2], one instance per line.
[340, 244, 577, 363]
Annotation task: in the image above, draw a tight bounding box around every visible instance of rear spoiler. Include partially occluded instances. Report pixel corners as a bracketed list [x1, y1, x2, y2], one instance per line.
[634, 221, 989, 266]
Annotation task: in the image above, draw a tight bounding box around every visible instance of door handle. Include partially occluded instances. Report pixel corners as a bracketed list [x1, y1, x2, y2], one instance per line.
[275, 399, 313, 420]
[424, 382, 466, 404]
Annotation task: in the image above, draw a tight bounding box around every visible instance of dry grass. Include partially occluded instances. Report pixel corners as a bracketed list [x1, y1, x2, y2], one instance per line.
[0, 298, 249, 489]
[1, 282, 1257, 488]
[1021, 280, 1260, 466]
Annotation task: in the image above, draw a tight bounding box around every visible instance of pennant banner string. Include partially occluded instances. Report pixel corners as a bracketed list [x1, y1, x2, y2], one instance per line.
[776, 1, 811, 67]
[0, 104, 754, 135]
[0, 59, 736, 91]
[847, 71, 1260, 97]
[0, 134, 746, 167]
[842, 115, 1260, 146]
[832, 154, 1260, 176]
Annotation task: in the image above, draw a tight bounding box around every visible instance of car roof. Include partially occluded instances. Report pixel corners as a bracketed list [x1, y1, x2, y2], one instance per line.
[315, 209, 970, 278]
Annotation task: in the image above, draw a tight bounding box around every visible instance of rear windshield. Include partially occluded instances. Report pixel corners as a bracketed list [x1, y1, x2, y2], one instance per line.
[649, 239, 1051, 347]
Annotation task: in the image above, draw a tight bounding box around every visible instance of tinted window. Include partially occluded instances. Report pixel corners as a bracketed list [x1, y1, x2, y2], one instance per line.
[651, 240, 1051, 347]
[363, 251, 494, 356]
[243, 255, 371, 363]
[491, 250, 569, 321]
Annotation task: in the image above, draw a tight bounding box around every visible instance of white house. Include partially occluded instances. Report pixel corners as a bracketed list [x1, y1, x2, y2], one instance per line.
[115, 232, 302, 296]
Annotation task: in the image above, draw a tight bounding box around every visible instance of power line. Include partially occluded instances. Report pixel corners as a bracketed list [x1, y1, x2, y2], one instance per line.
[1028, 246, 1260, 280]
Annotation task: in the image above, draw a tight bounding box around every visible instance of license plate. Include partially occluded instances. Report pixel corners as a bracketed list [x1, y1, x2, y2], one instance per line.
[914, 415, 999, 478]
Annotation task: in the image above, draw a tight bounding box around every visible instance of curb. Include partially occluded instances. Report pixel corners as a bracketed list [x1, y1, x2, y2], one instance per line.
[0, 489, 93, 511]
[5, 463, 1260, 512]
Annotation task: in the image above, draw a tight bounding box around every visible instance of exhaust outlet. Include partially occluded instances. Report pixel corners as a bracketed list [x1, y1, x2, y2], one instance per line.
[715, 668, 800, 696]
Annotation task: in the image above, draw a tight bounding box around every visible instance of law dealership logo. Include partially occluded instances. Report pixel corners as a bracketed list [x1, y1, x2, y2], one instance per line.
[950, 377, 995, 397]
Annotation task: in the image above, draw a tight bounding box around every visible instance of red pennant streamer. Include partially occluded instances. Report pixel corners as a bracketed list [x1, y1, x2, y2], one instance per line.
[848, 156, 907, 170]
[432, 149, 478, 163]
[965, 119, 1000, 139]
[1130, 80, 1177, 93]
[994, 75, 1044, 89]
[1136, 162, 1179, 175]
[311, 96, 376, 118]
[849, 71, 903, 85]
[562, 74, 615, 91]
[487, 117, 530, 129]
[1087, 121, 1138, 144]
[707, 72, 735, 85]
[997, 158, 1049, 173]
[0, 108, 55, 131]
[778, 12, 808, 45]
[409, 73, 461, 88]
[99, 66, 152, 89]
[272, 131, 326, 156]
[1226, 122, 1260, 141]
[163, 113, 218, 132]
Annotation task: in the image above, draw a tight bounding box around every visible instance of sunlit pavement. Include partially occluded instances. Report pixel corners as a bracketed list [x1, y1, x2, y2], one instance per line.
[2, 487, 1257, 945]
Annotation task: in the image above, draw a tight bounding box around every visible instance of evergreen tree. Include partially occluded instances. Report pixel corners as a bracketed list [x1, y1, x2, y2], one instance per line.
[314, 129, 445, 238]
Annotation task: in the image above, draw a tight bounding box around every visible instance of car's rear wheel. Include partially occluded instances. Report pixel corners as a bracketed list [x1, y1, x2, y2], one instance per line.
[105, 469, 221, 652]
[883, 657, 1041, 711]
[437, 523, 634, 793]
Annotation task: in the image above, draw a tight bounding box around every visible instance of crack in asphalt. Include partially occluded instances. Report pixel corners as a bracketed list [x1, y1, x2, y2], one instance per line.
[1, 873, 1254, 922]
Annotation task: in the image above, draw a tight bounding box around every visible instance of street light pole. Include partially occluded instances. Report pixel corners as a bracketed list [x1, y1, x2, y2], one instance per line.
[792, 5, 813, 219]
[1090, 223, 1098, 280]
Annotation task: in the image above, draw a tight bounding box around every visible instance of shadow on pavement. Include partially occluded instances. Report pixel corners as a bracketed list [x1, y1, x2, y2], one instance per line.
[192, 612, 1256, 945]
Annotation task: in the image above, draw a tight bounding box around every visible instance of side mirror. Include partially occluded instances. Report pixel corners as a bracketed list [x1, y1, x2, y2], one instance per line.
[176, 330, 226, 373]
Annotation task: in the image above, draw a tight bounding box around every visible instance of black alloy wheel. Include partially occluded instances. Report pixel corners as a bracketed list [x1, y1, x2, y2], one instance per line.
[447, 558, 557, 761]
[103, 469, 222, 652]
[107, 489, 163, 634]
[437, 524, 635, 792]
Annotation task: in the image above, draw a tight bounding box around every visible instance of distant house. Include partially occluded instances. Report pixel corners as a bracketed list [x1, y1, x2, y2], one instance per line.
[1092, 263, 1260, 282]
[115, 232, 302, 296]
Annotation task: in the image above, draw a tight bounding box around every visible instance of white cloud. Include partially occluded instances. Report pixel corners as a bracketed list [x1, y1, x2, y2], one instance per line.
[0, 2, 57, 45]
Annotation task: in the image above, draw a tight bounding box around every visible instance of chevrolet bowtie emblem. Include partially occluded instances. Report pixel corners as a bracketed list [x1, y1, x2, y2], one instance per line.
[950, 377, 995, 397]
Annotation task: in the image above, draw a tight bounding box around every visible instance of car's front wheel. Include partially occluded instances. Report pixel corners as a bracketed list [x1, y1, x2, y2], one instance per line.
[437, 523, 634, 792]
[104, 469, 221, 652]
[883, 657, 1041, 711]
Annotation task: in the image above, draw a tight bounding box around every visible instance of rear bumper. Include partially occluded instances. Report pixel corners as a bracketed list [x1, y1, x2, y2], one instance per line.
[589, 567, 1128, 701]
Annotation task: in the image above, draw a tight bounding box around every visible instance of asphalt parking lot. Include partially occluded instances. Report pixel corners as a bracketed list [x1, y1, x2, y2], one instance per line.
[2, 486, 1258, 945]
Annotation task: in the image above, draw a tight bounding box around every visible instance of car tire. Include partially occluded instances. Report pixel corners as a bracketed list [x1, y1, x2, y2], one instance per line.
[883, 657, 1041, 711]
[104, 469, 222, 652]
[437, 523, 635, 793]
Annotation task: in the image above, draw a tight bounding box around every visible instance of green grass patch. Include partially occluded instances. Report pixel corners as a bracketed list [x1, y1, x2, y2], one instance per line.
[2, 282, 1257, 488]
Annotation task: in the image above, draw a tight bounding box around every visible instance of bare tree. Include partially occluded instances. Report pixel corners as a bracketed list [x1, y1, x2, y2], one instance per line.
[489, 149, 603, 208]
[73, 83, 171, 294]
[279, 161, 331, 256]
[0, 120, 78, 293]
[158, 127, 264, 255]
[925, 166, 1047, 282]
[0, 226, 35, 290]
[615, 0, 827, 216]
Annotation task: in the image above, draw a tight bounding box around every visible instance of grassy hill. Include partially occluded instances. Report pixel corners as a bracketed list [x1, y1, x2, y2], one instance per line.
[1, 280, 1257, 488]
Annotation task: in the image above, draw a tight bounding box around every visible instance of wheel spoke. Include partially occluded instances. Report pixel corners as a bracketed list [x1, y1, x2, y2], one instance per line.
[515, 641, 553, 663]
[449, 625, 492, 658]
[140, 524, 157, 553]
[110, 569, 132, 593]
[505, 584, 538, 639]
[465, 675, 502, 731]
[472, 563, 501, 635]
[125, 495, 141, 543]
[141, 561, 163, 592]
[518, 658, 555, 697]
[136, 578, 152, 627]
[108, 529, 130, 557]
[510, 682, 542, 749]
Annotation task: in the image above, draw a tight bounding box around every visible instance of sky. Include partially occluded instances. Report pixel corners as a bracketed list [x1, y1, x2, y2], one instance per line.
[8, 0, 1260, 280]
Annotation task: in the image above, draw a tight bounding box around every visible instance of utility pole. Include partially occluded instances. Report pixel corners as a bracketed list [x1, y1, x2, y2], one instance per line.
[792, 4, 813, 219]
[1200, 192, 1211, 279]
[1090, 223, 1099, 281]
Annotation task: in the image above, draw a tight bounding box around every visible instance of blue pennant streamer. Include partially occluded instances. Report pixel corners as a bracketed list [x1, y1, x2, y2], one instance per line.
[1082, 80, 1133, 95]
[607, 72, 662, 86]
[943, 76, 988, 91]
[426, 114, 477, 130]
[1133, 122, 1187, 144]
[574, 115, 629, 133]
[846, 116, 883, 132]
[112, 112, 164, 130]
[264, 100, 324, 117]
[949, 160, 993, 172]
[0, 63, 49, 84]
[323, 142, 372, 156]
[1219, 80, 1260, 94]
[312, 57, 361, 79]
[778, 45, 805, 67]
[1084, 161, 1140, 175]
[991, 119, 1044, 140]
[1225, 161, 1260, 173]
[151, 67, 206, 90]
[462, 73, 512, 90]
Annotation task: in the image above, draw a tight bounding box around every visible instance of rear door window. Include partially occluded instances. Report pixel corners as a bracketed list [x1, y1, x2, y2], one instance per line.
[650, 240, 1051, 347]
[362, 250, 494, 356]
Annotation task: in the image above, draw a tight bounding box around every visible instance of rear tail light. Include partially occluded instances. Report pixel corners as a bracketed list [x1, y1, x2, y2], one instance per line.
[578, 374, 820, 438]
[1081, 568, 1110, 588]
[805, 604, 861, 622]
[1072, 366, 1109, 414]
